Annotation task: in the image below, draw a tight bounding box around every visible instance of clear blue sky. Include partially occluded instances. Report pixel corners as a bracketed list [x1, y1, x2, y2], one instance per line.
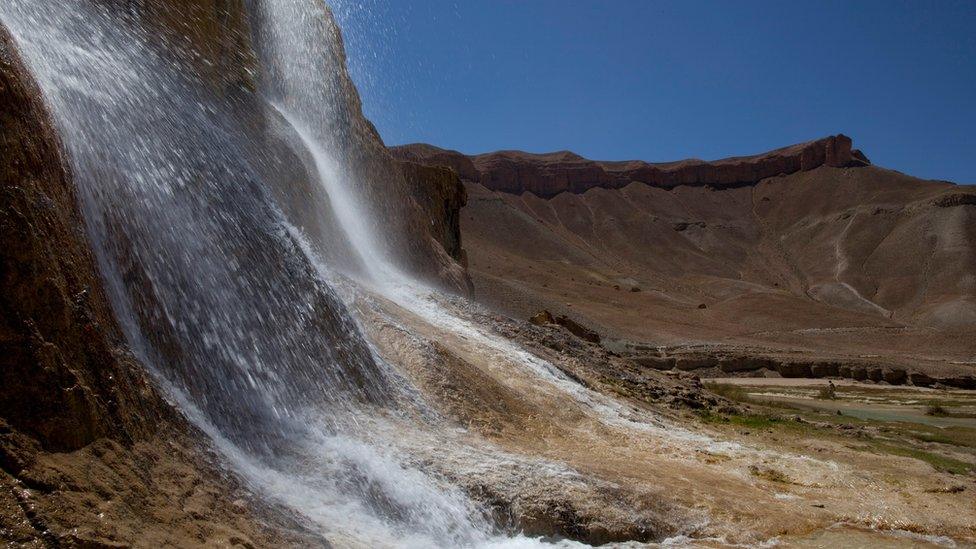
[333, 1, 975, 183]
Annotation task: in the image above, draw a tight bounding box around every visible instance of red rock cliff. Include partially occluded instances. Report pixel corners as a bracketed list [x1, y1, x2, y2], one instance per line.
[392, 135, 868, 198]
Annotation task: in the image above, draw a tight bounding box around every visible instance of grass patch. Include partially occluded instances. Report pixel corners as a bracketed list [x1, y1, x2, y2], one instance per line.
[924, 404, 976, 419]
[905, 425, 976, 448]
[871, 443, 974, 475]
[697, 409, 796, 431]
[926, 404, 950, 416]
[704, 383, 756, 404]
[910, 431, 956, 445]
[701, 382, 976, 470]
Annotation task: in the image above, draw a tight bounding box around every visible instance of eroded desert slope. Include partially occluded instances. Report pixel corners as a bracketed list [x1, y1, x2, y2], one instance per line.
[393, 139, 976, 386]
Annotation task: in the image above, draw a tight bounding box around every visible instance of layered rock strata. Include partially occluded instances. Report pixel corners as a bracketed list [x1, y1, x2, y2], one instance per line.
[392, 135, 867, 197]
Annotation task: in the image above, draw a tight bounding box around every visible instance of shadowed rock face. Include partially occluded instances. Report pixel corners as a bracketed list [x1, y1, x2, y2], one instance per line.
[398, 160, 471, 275]
[0, 22, 138, 453]
[393, 135, 865, 198]
[0, 23, 322, 546]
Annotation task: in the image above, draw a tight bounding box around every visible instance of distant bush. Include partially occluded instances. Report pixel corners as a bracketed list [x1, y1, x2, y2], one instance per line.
[926, 404, 949, 417]
[924, 403, 976, 419]
[704, 383, 758, 404]
[816, 384, 837, 400]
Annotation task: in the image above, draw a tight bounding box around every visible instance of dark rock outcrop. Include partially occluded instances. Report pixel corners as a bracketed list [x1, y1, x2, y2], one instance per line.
[529, 310, 556, 326]
[528, 310, 601, 343]
[392, 135, 865, 197]
[625, 348, 976, 390]
[0, 23, 150, 453]
[932, 192, 976, 208]
[397, 160, 473, 290]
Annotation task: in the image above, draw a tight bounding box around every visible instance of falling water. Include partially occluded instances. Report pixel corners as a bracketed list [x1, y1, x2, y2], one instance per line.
[254, 0, 415, 292]
[0, 0, 523, 546]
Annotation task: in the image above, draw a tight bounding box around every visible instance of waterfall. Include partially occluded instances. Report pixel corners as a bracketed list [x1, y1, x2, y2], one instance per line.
[0, 0, 619, 545]
[0, 1, 507, 546]
[255, 0, 383, 275]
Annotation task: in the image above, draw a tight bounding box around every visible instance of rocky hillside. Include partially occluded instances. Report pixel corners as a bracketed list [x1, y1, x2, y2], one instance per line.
[393, 139, 976, 387]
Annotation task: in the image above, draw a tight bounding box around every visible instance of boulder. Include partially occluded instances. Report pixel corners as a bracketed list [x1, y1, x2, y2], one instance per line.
[527, 310, 600, 343]
[529, 310, 556, 326]
[554, 315, 601, 344]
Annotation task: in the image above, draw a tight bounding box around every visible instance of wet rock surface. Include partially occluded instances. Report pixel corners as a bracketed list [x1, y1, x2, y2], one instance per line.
[0, 23, 323, 547]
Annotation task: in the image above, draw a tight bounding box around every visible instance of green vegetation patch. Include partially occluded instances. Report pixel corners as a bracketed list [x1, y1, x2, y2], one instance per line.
[925, 404, 976, 419]
[869, 443, 974, 475]
[697, 409, 801, 431]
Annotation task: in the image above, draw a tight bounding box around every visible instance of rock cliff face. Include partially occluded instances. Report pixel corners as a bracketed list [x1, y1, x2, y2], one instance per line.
[392, 135, 865, 197]
[398, 160, 471, 274]
[125, 0, 259, 95]
[249, 3, 471, 291]
[393, 142, 483, 183]
[0, 23, 137, 454]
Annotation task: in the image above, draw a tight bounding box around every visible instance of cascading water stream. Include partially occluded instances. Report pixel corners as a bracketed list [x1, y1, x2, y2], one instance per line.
[0, 1, 527, 546]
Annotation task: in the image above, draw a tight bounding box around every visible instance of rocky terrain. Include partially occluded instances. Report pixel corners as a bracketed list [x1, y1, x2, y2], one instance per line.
[393, 140, 976, 388]
[354, 287, 976, 546]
